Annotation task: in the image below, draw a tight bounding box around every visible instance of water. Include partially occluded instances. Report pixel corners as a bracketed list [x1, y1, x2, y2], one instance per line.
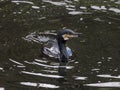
[0, 0, 120, 90]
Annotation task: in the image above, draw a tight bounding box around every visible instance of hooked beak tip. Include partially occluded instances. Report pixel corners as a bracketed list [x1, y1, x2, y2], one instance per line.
[73, 33, 82, 37]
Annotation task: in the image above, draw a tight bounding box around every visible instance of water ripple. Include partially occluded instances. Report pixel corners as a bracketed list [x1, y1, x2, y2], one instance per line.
[115, 0, 120, 4]
[24, 60, 74, 69]
[32, 6, 40, 9]
[91, 6, 107, 10]
[42, 0, 66, 6]
[42, 70, 58, 73]
[68, 11, 84, 15]
[109, 7, 120, 13]
[0, 67, 4, 71]
[9, 58, 24, 66]
[20, 82, 60, 88]
[0, 87, 4, 90]
[85, 82, 120, 88]
[34, 59, 48, 63]
[11, 0, 34, 5]
[21, 71, 63, 78]
[74, 76, 87, 80]
[80, 6, 87, 10]
[97, 74, 120, 79]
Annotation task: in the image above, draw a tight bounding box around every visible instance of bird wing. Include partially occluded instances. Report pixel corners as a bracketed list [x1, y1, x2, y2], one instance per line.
[23, 31, 57, 43]
[43, 39, 60, 59]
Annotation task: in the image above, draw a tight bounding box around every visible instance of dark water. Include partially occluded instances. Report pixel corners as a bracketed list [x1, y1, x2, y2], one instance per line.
[0, 0, 120, 90]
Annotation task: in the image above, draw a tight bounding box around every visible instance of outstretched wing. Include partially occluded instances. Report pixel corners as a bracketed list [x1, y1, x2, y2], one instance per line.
[23, 31, 57, 43]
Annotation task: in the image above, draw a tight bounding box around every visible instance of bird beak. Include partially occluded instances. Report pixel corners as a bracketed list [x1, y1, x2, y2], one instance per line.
[71, 33, 82, 37]
[62, 33, 82, 40]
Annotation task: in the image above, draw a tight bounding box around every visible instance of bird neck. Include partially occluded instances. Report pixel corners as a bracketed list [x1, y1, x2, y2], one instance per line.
[57, 38, 69, 62]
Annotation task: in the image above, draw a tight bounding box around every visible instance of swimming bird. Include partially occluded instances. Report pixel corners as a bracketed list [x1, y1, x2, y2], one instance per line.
[43, 29, 80, 62]
[24, 29, 80, 62]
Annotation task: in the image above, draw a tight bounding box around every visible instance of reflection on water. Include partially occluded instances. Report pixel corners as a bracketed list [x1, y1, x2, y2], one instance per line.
[21, 71, 63, 78]
[20, 82, 60, 88]
[11, 1, 34, 5]
[97, 74, 120, 79]
[42, 0, 66, 6]
[0, 0, 120, 90]
[85, 82, 120, 88]
[0, 88, 4, 90]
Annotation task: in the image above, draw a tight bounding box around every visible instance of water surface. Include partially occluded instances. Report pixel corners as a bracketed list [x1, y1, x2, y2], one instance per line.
[0, 0, 120, 90]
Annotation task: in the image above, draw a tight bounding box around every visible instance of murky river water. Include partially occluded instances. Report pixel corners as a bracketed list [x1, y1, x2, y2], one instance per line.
[0, 0, 120, 90]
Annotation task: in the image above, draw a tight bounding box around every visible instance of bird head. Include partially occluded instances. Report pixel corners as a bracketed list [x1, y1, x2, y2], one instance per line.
[57, 29, 80, 41]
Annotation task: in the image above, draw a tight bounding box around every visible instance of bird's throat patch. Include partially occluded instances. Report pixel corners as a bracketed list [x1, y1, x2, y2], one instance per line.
[62, 34, 72, 40]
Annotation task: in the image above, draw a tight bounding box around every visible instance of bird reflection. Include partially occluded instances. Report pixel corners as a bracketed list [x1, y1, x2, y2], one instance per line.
[58, 62, 88, 90]
[58, 62, 67, 77]
[58, 62, 68, 86]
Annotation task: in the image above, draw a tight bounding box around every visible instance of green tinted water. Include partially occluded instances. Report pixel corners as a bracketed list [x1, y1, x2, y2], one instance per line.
[0, 0, 120, 90]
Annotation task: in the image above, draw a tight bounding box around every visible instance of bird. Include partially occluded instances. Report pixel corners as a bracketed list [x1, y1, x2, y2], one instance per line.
[43, 29, 80, 62]
[24, 29, 80, 62]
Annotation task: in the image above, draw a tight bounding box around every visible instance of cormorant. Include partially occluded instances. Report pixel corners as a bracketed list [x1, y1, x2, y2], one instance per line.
[24, 29, 80, 62]
[43, 29, 80, 62]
